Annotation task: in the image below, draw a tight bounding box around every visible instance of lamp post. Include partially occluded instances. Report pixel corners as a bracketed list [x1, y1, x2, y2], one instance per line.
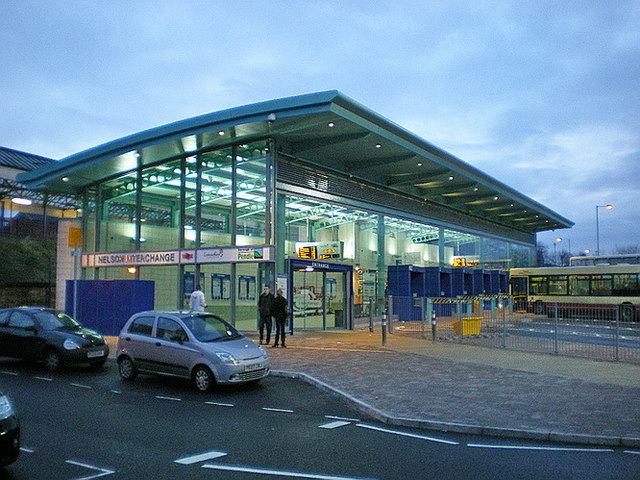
[554, 237, 571, 265]
[595, 204, 613, 256]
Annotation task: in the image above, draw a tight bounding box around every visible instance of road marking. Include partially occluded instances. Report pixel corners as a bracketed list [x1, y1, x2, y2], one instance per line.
[70, 383, 92, 389]
[262, 407, 294, 413]
[20, 447, 34, 453]
[175, 450, 227, 465]
[205, 401, 234, 407]
[34, 376, 53, 381]
[623, 450, 640, 455]
[467, 443, 615, 452]
[110, 390, 122, 394]
[202, 463, 376, 480]
[156, 395, 182, 401]
[65, 459, 115, 479]
[356, 423, 459, 445]
[319, 421, 351, 429]
[325, 415, 361, 422]
[1, 370, 18, 376]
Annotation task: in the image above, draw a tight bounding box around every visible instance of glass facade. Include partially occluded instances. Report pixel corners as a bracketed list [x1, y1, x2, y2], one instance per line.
[77, 135, 535, 330]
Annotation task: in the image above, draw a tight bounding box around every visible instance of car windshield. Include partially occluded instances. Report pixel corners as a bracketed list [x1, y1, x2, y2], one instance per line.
[181, 314, 242, 342]
[33, 311, 82, 331]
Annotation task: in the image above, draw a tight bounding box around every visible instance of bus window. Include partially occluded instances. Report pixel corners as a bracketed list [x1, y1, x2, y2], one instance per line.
[590, 275, 613, 296]
[612, 274, 640, 296]
[548, 276, 568, 295]
[569, 275, 589, 296]
[529, 276, 548, 295]
[510, 277, 527, 295]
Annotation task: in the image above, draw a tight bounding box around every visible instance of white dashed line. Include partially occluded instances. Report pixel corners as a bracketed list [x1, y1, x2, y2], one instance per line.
[467, 443, 615, 452]
[110, 390, 122, 394]
[70, 383, 92, 389]
[65, 459, 115, 478]
[175, 450, 227, 465]
[1, 371, 18, 376]
[262, 407, 294, 413]
[202, 463, 376, 480]
[20, 447, 34, 453]
[319, 421, 351, 429]
[34, 376, 53, 381]
[356, 423, 459, 445]
[205, 401, 234, 407]
[156, 395, 182, 401]
[623, 450, 640, 455]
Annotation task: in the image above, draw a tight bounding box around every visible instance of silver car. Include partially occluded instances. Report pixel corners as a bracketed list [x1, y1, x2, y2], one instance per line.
[116, 311, 270, 392]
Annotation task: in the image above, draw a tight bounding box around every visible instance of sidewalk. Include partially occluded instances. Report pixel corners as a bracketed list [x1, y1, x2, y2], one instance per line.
[259, 329, 640, 447]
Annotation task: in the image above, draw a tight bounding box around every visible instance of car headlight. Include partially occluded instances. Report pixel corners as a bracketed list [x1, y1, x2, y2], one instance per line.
[0, 395, 15, 420]
[63, 338, 81, 350]
[215, 352, 239, 365]
[258, 346, 267, 355]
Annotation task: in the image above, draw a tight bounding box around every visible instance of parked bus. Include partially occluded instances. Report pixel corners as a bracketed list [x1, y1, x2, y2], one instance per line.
[510, 265, 640, 322]
[569, 253, 640, 266]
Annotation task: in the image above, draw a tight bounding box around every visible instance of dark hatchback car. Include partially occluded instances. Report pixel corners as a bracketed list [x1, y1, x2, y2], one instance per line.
[0, 392, 19, 467]
[0, 307, 109, 371]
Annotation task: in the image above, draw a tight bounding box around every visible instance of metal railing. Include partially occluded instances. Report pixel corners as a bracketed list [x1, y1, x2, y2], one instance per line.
[359, 296, 640, 364]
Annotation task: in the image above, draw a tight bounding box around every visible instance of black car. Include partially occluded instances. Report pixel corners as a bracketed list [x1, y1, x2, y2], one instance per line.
[0, 307, 109, 371]
[0, 392, 19, 467]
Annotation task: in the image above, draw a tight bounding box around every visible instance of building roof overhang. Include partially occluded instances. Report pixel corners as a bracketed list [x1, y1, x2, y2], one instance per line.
[17, 90, 572, 233]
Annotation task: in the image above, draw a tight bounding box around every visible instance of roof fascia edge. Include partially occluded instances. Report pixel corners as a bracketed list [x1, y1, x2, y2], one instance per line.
[329, 99, 573, 229]
[18, 90, 342, 188]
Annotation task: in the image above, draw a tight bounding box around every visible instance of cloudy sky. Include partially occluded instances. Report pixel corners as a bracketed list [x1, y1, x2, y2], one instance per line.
[2, 1, 638, 257]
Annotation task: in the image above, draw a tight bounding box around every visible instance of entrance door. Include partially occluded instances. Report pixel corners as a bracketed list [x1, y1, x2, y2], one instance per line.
[291, 266, 349, 330]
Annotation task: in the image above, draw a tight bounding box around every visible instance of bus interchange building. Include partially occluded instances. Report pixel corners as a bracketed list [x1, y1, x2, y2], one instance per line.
[16, 90, 573, 331]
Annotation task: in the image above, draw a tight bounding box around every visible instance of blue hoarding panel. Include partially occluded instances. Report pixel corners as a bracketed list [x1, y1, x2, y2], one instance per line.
[66, 280, 154, 336]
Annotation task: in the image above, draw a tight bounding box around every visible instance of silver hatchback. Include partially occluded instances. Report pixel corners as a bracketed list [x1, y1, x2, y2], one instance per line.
[116, 311, 270, 392]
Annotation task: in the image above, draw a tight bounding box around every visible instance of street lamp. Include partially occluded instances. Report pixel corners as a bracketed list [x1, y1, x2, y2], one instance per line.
[595, 204, 613, 256]
[554, 237, 571, 265]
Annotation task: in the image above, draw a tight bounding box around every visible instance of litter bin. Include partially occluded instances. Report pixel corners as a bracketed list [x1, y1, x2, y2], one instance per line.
[453, 316, 482, 335]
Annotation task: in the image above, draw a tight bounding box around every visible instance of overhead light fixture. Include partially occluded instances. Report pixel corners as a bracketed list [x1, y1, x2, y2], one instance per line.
[218, 131, 225, 136]
[375, 144, 382, 149]
[417, 162, 423, 167]
[448, 176, 454, 181]
[62, 176, 70, 182]
[127, 267, 137, 274]
[11, 198, 32, 206]
[327, 122, 335, 128]
[305, 266, 314, 272]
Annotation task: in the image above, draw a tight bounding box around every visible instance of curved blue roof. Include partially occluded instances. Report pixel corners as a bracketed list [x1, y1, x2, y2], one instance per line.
[17, 90, 572, 232]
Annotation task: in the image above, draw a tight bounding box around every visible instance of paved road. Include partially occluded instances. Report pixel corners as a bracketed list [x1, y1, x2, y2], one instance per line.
[1, 359, 639, 479]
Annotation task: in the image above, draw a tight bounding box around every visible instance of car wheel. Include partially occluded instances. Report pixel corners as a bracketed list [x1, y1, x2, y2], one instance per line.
[118, 356, 137, 381]
[43, 348, 63, 372]
[619, 303, 635, 323]
[192, 365, 214, 392]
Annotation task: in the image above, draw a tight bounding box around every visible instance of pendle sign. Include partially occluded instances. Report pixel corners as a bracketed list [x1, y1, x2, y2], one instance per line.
[82, 246, 273, 267]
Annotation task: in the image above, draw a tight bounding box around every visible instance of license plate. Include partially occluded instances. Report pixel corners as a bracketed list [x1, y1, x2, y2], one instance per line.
[244, 362, 263, 372]
[87, 350, 104, 359]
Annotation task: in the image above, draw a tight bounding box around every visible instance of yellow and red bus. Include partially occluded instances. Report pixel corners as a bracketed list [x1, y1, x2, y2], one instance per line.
[510, 265, 640, 322]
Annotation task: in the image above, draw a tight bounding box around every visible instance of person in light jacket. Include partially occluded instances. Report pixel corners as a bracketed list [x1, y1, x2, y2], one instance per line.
[189, 284, 207, 312]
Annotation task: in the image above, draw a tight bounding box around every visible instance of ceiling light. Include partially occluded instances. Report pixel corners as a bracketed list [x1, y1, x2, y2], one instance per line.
[417, 162, 423, 167]
[448, 176, 454, 181]
[493, 196, 499, 200]
[11, 198, 32, 206]
[218, 131, 225, 136]
[62, 176, 70, 182]
[327, 122, 335, 128]
[375, 144, 382, 149]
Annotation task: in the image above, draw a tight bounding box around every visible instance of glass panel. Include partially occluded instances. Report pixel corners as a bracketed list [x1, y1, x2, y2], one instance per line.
[235, 142, 268, 244]
[529, 276, 548, 295]
[612, 274, 640, 296]
[198, 148, 233, 248]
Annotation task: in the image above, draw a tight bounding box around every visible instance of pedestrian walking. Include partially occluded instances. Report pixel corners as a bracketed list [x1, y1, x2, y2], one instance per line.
[189, 284, 207, 312]
[258, 285, 274, 345]
[271, 288, 289, 348]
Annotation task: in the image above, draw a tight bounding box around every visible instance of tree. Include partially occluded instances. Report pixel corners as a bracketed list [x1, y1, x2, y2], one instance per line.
[614, 245, 640, 254]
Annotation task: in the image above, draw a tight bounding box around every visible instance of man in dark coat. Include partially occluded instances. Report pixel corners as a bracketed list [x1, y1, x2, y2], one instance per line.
[258, 285, 274, 345]
[271, 288, 289, 348]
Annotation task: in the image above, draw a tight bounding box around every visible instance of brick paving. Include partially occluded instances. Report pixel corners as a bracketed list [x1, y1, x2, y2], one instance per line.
[257, 330, 640, 445]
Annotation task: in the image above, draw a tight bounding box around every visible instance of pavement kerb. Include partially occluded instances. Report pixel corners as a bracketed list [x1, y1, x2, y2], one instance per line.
[270, 370, 640, 448]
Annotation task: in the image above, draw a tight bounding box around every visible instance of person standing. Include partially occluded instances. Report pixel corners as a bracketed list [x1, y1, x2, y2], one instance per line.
[189, 284, 207, 312]
[258, 285, 274, 345]
[271, 288, 289, 348]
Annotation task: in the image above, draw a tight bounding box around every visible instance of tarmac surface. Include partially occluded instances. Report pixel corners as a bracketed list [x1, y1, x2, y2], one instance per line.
[108, 329, 640, 447]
